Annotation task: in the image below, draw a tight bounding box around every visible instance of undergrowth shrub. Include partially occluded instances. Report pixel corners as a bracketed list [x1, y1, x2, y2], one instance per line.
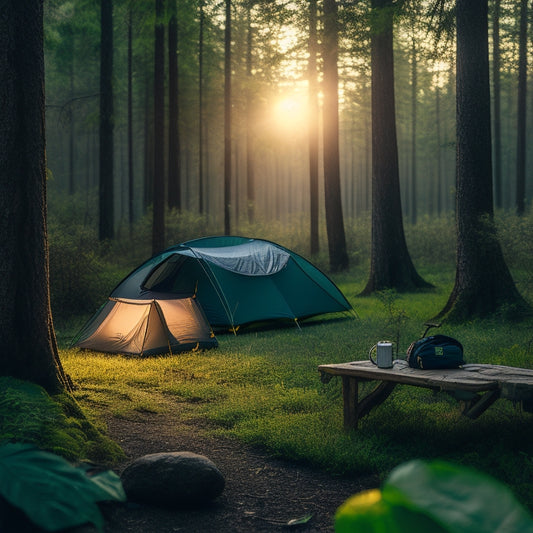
[404, 214, 456, 268]
[49, 226, 118, 317]
[48, 189, 533, 324]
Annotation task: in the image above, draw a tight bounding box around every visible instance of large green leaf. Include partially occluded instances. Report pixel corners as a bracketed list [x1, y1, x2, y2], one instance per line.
[334, 487, 448, 533]
[335, 460, 533, 533]
[383, 460, 533, 533]
[0, 443, 125, 532]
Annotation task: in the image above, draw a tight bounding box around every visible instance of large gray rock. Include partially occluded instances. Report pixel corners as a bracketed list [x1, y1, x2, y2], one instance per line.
[120, 452, 225, 508]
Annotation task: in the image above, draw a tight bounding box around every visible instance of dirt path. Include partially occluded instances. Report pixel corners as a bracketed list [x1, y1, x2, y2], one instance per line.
[102, 412, 379, 532]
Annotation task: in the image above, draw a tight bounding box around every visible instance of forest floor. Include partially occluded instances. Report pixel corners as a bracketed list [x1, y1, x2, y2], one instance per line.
[100, 411, 380, 533]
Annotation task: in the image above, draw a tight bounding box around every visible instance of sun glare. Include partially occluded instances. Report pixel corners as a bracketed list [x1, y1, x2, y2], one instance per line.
[273, 93, 308, 134]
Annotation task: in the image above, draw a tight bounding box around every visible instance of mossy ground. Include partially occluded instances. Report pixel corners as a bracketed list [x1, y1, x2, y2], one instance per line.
[0, 376, 124, 464]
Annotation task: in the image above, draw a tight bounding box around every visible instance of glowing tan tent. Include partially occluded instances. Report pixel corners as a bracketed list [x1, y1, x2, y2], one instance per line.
[73, 297, 217, 355]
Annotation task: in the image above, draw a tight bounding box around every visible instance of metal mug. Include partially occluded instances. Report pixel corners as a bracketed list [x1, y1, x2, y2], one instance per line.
[369, 341, 393, 368]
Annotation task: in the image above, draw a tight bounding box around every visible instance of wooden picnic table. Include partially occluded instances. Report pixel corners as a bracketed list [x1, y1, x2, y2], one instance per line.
[318, 360, 533, 430]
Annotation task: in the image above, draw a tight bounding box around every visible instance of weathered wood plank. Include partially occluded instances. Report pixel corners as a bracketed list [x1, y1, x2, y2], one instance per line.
[319, 361, 533, 399]
[318, 360, 533, 428]
[318, 361, 498, 392]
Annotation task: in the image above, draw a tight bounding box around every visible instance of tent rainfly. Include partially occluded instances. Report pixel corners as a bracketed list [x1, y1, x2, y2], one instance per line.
[106, 236, 354, 331]
[73, 297, 217, 355]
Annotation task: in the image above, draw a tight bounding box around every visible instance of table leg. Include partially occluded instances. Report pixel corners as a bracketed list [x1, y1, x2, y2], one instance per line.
[358, 381, 397, 419]
[462, 389, 500, 419]
[342, 376, 359, 430]
[341, 378, 397, 431]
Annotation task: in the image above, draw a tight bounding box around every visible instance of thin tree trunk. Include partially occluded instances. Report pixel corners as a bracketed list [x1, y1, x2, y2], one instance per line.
[246, 2, 256, 224]
[309, 0, 319, 255]
[362, 0, 430, 294]
[410, 34, 417, 225]
[492, 0, 502, 209]
[516, 0, 528, 215]
[224, 0, 232, 235]
[143, 75, 153, 213]
[436, 79, 442, 215]
[168, 0, 181, 211]
[99, 0, 114, 241]
[322, 0, 348, 272]
[127, 3, 134, 229]
[152, 0, 165, 255]
[69, 46, 75, 195]
[199, 0, 205, 214]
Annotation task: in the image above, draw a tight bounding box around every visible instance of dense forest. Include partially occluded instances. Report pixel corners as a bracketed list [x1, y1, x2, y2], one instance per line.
[43, 0, 532, 240]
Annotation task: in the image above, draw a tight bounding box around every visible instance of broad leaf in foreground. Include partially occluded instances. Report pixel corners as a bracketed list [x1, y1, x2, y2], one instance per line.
[0, 442, 125, 532]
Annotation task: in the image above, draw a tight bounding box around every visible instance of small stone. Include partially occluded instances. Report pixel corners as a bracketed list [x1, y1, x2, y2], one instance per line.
[120, 452, 225, 508]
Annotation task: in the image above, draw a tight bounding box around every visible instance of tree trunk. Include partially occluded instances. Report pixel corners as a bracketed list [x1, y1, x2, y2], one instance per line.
[492, 0, 502, 209]
[308, 0, 320, 256]
[322, 0, 349, 272]
[0, 0, 69, 392]
[362, 0, 430, 294]
[143, 75, 153, 213]
[127, 3, 134, 229]
[224, 0, 232, 235]
[246, 2, 256, 224]
[410, 34, 417, 225]
[516, 0, 528, 216]
[436, 80, 442, 215]
[68, 42, 75, 195]
[168, 0, 181, 211]
[152, 0, 166, 255]
[199, 0, 205, 214]
[437, 0, 530, 321]
[99, 0, 114, 241]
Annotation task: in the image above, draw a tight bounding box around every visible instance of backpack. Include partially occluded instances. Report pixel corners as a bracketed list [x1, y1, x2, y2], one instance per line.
[406, 334, 465, 370]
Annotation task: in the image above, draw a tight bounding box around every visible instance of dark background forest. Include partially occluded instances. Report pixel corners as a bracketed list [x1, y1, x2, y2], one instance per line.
[42, 0, 533, 322]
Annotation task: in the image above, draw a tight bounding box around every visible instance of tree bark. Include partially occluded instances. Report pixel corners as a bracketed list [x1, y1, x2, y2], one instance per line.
[224, 0, 232, 236]
[308, 0, 319, 256]
[246, 2, 256, 224]
[127, 3, 134, 229]
[492, 0, 502, 209]
[152, 0, 166, 255]
[0, 0, 69, 392]
[99, 0, 114, 241]
[516, 0, 528, 216]
[410, 33, 417, 225]
[168, 0, 181, 211]
[362, 0, 430, 294]
[199, 0, 205, 214]
[437, 0, 530, 321]
[322, 0, 349, 272]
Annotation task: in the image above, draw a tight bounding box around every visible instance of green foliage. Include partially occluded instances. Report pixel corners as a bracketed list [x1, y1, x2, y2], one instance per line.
[0, 443, 125, 532]
[404, 214, 456, 268]
[0, 377, 123, 464]
[335, 460, 533, 533]
[48, 194, 124, 318]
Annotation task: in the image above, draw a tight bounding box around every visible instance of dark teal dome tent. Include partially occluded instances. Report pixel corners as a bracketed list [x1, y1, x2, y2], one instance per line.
[73, 237, 355, 353]
[107, 236, 354, 331]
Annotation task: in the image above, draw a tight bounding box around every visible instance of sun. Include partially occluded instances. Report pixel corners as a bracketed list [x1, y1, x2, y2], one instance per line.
[272, 92, 309, 134]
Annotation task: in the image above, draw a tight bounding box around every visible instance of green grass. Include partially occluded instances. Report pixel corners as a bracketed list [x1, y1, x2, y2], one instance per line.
[58, 266, 533, 510]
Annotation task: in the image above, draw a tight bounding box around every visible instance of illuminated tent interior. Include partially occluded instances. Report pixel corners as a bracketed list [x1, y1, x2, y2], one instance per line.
[73, 297, 217, 356]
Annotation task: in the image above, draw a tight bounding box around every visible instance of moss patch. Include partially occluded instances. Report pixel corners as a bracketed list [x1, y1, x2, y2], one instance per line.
[0, 376, 123, 464]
